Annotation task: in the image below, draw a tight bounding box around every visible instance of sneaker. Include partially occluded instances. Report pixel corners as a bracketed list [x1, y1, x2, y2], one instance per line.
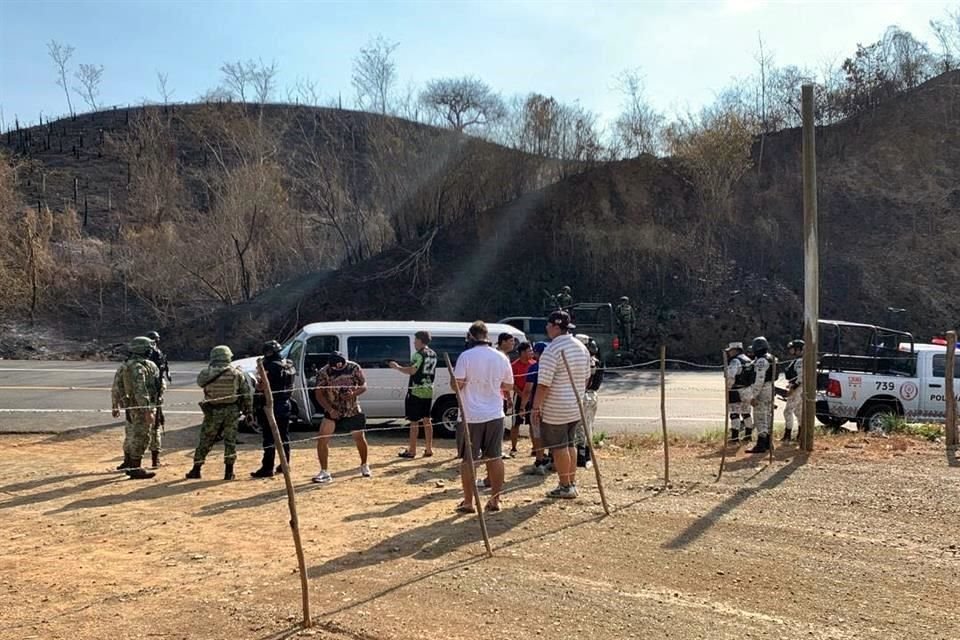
[311, 470, 333, 484]
[547, 484, 579, 499]
[475, 477, 492, 491]
[584, 460, 594, 470]
[360, 464, 372, 477]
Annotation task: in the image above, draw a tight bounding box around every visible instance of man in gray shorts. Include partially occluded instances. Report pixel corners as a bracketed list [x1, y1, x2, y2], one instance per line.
[532, 311, 592, 499]
[452, 321, 514, 513]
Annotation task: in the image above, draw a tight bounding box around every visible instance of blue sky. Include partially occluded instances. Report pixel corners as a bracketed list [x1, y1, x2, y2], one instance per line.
[0, 0, 954, 129]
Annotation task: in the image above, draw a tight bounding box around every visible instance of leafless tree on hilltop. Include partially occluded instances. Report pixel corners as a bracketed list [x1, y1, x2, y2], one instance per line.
[47, 40, 75, 116]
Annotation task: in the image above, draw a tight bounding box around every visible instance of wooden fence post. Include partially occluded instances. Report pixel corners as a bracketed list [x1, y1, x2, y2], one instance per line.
[660, 345, 670, 486]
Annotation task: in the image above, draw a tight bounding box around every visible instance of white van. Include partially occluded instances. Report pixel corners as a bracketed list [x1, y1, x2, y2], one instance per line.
[234, 321, 527, 436]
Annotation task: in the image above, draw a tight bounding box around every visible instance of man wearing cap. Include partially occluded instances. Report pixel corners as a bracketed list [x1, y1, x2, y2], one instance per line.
[111, 336, 162, 479]
[531, 310, 591, 499]
[724, 341, 754, 445]
[452, 321, 514, 513]
[251, 340, 298, 478]
[312, 351, 369, 483]
[186, 345, 253, 480]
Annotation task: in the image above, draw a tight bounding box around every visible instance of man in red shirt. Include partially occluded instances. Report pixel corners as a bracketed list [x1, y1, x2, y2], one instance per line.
[509, 342, 534, 457]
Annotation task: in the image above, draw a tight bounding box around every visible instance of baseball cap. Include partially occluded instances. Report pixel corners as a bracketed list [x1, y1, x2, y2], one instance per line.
[547, 310, 575, 332]
[726, 341, 743, 351]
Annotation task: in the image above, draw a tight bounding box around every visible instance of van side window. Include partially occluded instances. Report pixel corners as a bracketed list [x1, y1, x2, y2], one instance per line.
[348, 336, 410, 369]
[932, 354, 960, 378]
[505, 319, 524, 331]
[305, 336, 339, 377]
[430, 337, 470, 365]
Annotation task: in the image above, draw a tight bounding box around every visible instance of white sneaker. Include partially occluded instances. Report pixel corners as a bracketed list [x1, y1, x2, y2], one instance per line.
[311, 470, 333, 484]
[360, 464, 372, 477]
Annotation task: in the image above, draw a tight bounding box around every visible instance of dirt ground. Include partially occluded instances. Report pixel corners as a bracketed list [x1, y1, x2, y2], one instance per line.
[1, 424, 959, 640]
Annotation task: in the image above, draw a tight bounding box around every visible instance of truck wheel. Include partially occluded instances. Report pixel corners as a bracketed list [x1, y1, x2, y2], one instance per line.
[431, 396, 460, 438]
[858, 403, 899, 432]
[815, 414, 847, 429]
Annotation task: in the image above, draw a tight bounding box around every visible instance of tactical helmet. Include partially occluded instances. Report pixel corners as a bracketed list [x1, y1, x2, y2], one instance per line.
[209, 345, 234, 363]
[561, 286, 571, 293]
[787, 339, 805, 350]
[129, 336, 154, 356]
[263, 340, 282, 355]
[146, 331, 160, 342]
[751, 336, 770, 354]
[619, 296, 629, 302]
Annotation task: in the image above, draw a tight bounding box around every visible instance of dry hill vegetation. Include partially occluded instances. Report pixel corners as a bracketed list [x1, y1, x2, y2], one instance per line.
[1, 20, 960, 359]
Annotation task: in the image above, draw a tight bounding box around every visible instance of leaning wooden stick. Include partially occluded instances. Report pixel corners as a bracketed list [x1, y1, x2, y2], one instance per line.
[660, 345, 670, 487]
[769, 357, 777, 464]
[717, 349, 730, 481]
[257, 358, 312, 629]
[560, 351, 611, 516]
[444, 353, 493, 558]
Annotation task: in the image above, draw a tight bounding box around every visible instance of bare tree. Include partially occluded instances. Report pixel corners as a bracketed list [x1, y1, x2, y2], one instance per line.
[250, 58, 279, 103]
[420, 76, 506, 132]
[47, 40, 75, 116]
[754, 33, 774, 171]
[286, 76, 321, 106]
[352, 35, 399, 114]
[156, 71, 175, 104]
[220, 60, 254, 102]
[613, 69, 664, 157]
[73, 63, 104, 111]
[931, 7, 960, 71]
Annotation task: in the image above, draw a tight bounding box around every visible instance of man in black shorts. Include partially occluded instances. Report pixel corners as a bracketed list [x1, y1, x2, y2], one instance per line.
[312, 352, 369, 483]
[389, 330, 437, 458]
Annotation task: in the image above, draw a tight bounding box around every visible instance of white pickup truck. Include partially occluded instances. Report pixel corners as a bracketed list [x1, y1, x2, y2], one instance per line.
[816, 321, 959, 431]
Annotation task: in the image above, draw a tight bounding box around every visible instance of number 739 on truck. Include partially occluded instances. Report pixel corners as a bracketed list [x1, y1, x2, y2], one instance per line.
[815, 320, 960, 432]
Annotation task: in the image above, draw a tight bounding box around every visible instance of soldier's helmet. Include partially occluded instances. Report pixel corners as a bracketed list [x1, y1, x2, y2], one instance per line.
[263, 340, 282, 355]
[561, 286, 571, 293]
[129, 336, 154, 356]
[751, 336, 770, 354]
[146, 331, 160, 342]
[619, 296, 629, 303]
[209, 345, 234, 363]
[787, 339, 805, 350]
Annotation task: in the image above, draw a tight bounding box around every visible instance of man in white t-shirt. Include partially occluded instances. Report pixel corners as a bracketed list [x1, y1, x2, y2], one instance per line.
[532, 310, 591, 499]
[452, 321, 514, 513]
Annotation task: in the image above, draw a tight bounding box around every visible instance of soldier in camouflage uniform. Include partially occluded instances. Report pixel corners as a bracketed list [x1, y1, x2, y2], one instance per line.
[556, 286, 573, 310]
[746, 336, 776, 454]
[185, 345, 253, 481]
[146, 331, 170, 468]
[615, 296, 636, 351]
[111, 336, 163, 480]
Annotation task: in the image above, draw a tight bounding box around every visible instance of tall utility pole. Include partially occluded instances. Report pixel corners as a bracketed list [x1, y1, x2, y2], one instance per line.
[801, 84, 819, 453]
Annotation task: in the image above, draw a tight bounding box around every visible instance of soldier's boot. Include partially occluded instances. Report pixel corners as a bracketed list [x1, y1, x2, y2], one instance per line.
[743, 427, 754, 442]
[727, 428, 740, 445]
[125, 459, 156, 480]
[781, 428, 793, 443]
[151, 451, 161, 468]
[224, 462, 235, 481]
[185, 463, 203, 479]
[746, 434, 771, 454]
[116, 455, 132, 471]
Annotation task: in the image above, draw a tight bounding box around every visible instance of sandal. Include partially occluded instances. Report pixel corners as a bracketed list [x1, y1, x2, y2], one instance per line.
[398, 450, 416, 459]
[422, 451, 434, 458]
[455, 502, 476, 514]
[485, 502, 501, 512]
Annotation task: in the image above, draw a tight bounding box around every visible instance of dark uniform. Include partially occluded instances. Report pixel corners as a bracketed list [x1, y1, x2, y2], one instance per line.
[147, 342, 170, 467]
[252, 342, 297, 477]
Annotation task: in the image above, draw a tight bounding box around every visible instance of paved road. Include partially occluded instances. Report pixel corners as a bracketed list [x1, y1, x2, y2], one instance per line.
[0, 360, 729, 436]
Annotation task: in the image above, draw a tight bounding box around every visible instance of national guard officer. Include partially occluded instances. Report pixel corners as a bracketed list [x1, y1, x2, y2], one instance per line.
[781, 339, 804, 442]
[185, 345, 254, 480]
[724, 341, 754, 445]
[111, 336, 163, 479]
[746, 336, 776, 454]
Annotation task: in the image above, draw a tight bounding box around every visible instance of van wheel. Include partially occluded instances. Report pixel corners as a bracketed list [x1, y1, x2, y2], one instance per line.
[431, 396, 459, 438]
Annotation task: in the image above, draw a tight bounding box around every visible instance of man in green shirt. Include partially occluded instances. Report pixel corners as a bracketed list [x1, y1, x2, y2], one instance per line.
[389, 330, 437, 458]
